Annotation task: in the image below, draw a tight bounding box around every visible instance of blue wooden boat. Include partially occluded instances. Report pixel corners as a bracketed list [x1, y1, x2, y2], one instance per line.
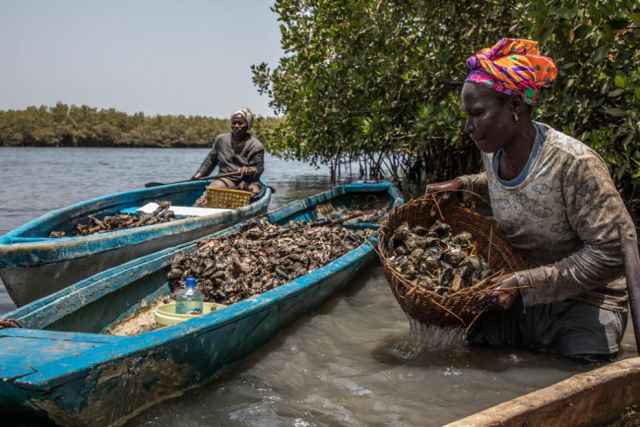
[0, 181, 403, 427]
[0, 180, 272, 307]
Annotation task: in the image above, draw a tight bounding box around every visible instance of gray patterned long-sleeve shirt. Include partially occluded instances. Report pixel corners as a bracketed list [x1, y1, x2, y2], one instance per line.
[196, 133, 265, 183]
[457, 123, 635, 311]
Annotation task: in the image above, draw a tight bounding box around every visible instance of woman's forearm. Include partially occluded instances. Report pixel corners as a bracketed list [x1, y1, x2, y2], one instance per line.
[250, 150, 265, 178]
[518, 241, 629, 305]
[456, 172, 489, 200]
[195, 149, 218, 177]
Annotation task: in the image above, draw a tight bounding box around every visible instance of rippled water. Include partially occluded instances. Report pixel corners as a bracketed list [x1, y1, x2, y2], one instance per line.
[1, 147, 636, 426]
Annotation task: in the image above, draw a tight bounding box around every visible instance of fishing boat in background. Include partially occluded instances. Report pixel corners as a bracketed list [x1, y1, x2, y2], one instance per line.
[0, 181, 403, 427]
[0, 179, 272, 306]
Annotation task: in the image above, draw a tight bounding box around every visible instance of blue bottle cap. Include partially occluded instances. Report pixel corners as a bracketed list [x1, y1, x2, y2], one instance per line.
[185, 276, 196, 288]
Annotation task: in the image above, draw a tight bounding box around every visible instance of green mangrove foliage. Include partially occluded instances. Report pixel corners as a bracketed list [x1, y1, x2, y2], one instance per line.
[252, 0, 640, 196]
[0, 103, 280, 148]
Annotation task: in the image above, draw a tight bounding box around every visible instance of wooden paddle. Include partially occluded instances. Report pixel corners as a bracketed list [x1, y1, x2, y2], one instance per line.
[620, 224, 640, 353]
[144, 171, 241, 188]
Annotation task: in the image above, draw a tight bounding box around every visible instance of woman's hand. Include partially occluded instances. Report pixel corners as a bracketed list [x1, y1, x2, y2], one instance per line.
[191, 173, 204, 180]
[239, 166, 257, 177]
[488, 274, 521, 310]
[424, 178, 463, 195]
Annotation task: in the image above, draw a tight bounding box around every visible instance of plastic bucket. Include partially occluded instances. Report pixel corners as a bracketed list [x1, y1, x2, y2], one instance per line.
[153, 301, 227, 327]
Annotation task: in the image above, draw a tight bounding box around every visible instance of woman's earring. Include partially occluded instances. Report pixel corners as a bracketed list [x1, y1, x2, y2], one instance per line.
[512, 111, 519, 122]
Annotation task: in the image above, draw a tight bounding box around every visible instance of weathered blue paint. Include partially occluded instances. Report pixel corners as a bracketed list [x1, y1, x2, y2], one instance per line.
[0, 180, 272, 306]
[0, 181, 403, 427]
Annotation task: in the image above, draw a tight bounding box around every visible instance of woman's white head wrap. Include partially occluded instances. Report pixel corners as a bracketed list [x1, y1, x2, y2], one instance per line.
[231, 108, 254, 129]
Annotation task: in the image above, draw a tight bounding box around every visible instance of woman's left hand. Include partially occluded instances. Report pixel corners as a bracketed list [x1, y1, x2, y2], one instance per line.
[489, 275, 520, 310]
[239, 166, 256, 177]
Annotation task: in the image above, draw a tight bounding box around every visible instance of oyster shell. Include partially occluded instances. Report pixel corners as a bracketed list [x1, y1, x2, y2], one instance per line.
[168, 219, 374, 305]
[388, 220, 494, 297]
[49, 201, 176, 237]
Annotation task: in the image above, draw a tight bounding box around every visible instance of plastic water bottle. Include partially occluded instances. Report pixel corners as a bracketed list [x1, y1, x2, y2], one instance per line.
[175, 276, 204, 315]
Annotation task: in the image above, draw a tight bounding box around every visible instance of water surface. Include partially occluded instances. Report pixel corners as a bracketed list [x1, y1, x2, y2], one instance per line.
[0, 147, 635, 426]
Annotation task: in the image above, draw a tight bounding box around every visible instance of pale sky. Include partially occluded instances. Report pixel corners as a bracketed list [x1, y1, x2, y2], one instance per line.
[0, 1, 283, 117]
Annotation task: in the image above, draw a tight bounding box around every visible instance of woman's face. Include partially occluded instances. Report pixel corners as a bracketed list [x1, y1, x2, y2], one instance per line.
[231, 115, 249, 139]
[461, 82, 517, 153]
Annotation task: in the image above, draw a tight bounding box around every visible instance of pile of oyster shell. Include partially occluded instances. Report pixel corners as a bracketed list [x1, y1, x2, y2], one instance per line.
[387, 220, 493, 296]
[315, 202, 386, 225]
[49, 201, 175, 237]
[168, 219, 374, 305]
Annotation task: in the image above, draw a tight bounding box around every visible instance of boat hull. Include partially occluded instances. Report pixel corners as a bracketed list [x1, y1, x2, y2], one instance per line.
[446, 357, 640, 427]
[12, 253, 372, 427]
[0, 206, 268, 306]
[0, 181, 271, 306]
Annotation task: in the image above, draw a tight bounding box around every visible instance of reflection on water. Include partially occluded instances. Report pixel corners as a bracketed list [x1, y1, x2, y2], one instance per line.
[0, 147, 636, 427]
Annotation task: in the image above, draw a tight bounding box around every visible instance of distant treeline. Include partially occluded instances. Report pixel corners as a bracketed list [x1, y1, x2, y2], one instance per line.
[0, 103, 280, 148]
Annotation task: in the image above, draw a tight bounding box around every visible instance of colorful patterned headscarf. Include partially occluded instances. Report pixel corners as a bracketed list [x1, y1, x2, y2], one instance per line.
[231, 108, 254, 129]
[465, 38, 557, 105]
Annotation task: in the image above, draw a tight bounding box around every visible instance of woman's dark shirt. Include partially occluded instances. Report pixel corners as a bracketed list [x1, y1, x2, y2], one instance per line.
[195, 133, 265, 183]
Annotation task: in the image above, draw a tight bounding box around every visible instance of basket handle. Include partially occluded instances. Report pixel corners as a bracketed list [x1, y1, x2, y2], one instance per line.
[419, 189, 486, 223]
[422, 188, 488, 203]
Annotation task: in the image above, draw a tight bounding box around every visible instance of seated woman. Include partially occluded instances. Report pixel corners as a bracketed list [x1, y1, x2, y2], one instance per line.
[427, 38, 636, 362]
[193, 108, 265, 206]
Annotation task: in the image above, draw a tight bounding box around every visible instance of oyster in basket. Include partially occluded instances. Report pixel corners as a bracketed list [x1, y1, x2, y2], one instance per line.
[387, 221, 493, 296]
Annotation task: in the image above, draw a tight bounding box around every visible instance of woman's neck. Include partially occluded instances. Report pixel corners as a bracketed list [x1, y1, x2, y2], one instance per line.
[499, 121, 536, 180]
[232, 132, 250, 144]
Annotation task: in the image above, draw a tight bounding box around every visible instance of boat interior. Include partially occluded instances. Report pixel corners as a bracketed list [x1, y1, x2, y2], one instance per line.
[0, 180, 278, 245]
[0, 180, 212, 244]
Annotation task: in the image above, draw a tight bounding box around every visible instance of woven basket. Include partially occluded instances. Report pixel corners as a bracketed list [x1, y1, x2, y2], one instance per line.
[377, 194, 526, 329]
[206, 187, 252, 209]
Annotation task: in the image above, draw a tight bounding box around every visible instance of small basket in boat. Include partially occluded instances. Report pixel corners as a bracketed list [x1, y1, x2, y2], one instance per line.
[377, 193, 526, 329]
[206, 187, 252, 209]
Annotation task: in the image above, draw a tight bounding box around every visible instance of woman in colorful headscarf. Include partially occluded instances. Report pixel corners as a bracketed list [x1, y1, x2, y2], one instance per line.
[193, 108, 265, 206]
[426, 38, 636, 361]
